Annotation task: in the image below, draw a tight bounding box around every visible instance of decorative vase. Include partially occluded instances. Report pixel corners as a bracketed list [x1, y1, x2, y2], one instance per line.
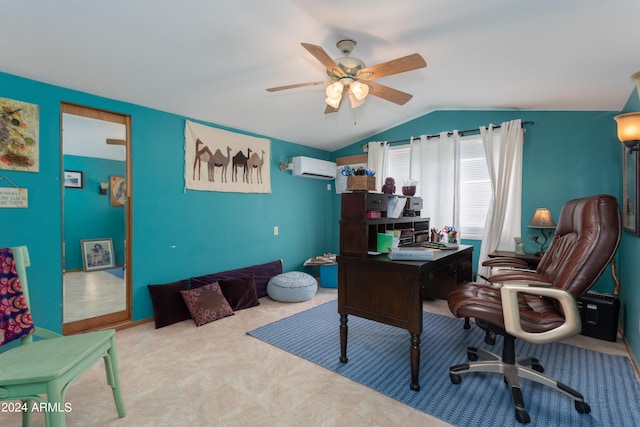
[402, 185, 416, 196]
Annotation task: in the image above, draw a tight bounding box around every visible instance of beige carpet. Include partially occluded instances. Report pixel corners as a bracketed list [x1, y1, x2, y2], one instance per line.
[0, 288, 631, 427]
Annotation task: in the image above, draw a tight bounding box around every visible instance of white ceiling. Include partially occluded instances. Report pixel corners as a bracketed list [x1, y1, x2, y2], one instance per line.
[4, 1, 640, 151]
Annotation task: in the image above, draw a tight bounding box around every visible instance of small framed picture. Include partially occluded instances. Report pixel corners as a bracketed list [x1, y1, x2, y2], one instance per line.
[64, 170, 84, 189]
[80, 238, 115, 271]
[623, 149, 640, 236]
[110, 176, 125, 206]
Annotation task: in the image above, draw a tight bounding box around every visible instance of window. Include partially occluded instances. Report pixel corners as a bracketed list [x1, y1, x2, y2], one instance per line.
[387, 135, 491, 240]
[387, 146, 410, 186]
[459, 135, 491, 239]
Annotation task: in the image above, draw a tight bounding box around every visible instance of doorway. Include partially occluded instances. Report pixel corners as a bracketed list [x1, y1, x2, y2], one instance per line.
[61, 103, 132, 334]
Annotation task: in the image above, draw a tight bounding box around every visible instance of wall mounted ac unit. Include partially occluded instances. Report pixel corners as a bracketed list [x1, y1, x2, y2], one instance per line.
[291, 156, 336, 180]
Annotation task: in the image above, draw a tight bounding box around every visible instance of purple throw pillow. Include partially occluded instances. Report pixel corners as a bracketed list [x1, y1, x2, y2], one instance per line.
[147, 280, 191, 328]
[180, 282, 234, 326]
[218, 275, 260, 311]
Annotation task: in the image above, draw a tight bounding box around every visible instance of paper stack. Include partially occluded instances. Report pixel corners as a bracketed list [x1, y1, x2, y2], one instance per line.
[388, 246, 436, 261]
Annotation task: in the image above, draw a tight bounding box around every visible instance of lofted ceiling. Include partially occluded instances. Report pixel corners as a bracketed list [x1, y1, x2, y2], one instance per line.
[3, 0, 640, 151]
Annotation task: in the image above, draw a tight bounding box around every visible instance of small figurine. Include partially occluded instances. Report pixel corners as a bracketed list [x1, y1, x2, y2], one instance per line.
[381, 177, 395, 194]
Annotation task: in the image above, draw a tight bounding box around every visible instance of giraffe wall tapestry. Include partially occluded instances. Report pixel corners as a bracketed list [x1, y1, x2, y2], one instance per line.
[185, 120, 271, 193]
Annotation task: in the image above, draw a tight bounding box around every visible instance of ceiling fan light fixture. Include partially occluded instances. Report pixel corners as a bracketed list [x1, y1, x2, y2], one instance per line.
[325, 96, 341, 109]
[348, 90, 365, 109]
[326, 81, 343, 98]
[350, 81, 369, 101]
[266, 39, 427, 114]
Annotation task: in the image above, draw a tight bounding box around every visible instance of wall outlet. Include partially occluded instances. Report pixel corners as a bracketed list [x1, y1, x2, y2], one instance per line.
[274, 226, 279, 236]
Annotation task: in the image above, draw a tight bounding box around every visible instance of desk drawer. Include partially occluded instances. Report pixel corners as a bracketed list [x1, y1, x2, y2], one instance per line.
[422, 264, 456, 300]
[341, 192, 388, 219]
[421, 256, 472, 300]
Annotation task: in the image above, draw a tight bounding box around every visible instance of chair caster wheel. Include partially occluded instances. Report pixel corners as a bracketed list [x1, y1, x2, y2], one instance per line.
[467, 351, 478, 361]
[450, 373, 462, 384]
[531, 363, 544, 373]
[575, 400, 591, 414]
[485, 331, 496, 345]
[515, 408, 530, 424]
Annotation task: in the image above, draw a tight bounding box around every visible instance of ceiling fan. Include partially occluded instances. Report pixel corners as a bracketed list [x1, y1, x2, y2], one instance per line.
[266, 39, 427, 114]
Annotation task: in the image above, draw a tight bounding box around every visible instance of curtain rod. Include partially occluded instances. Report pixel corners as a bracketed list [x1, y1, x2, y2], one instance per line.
[379, 121, 535, 146]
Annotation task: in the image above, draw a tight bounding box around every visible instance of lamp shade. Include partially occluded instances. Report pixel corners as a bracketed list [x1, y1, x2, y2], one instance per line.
[528, 208, 556, 228]
[350, 81, 369, 101]
[325, 96, 341, 109]
[325, 81, 343, 98]
[614, 112, 640, 144]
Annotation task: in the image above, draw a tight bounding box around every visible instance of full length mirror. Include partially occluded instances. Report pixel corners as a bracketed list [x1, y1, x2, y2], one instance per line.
[61, 103, 132, 334]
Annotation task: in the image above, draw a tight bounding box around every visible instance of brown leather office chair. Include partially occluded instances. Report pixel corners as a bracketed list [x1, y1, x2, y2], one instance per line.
[448, 194, 621, 424]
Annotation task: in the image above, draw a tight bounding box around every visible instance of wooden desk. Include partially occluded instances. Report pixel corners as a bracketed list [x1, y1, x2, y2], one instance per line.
[337, 245, 473, 391]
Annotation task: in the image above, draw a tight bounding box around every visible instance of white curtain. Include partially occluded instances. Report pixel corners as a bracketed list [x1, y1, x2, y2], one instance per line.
[477, 119, 524, 279]
[409, 132, 460, 233]
[367, 141, 388, 192]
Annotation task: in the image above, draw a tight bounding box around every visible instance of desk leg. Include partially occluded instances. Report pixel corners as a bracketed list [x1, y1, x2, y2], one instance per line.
[340, 314, 348, 363]
[410, 333, 421, 391]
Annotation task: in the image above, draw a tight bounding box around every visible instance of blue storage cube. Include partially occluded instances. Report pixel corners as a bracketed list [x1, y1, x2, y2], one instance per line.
[319, 264, 338, 288]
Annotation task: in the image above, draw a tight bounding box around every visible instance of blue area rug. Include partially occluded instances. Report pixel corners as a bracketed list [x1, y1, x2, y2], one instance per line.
[103, 267, 124, 279]
[248, 300, 640, 427]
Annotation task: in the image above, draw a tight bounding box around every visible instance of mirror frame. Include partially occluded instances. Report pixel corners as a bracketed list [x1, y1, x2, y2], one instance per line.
[61, 102, 132, 334]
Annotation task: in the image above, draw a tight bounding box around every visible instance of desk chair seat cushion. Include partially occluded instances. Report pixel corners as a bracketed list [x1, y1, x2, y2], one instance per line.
[180, 282, 234, 327]
[449, 282, 568, 335]
[267, 272, 317, 302]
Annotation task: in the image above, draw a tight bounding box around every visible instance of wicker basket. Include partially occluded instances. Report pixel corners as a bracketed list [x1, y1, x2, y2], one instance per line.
[346, 176, 375, 191]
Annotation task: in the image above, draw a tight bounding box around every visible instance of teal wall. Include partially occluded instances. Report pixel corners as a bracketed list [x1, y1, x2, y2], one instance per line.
[618, 89, 640, 366]
[2, 68, 637, 368]
[63, 155, 126, 270]
[0, 71, 335, 333]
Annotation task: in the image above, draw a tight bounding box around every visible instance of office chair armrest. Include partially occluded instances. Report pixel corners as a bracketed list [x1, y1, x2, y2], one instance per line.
[499, 283, 581, 344]
[488, 271, 552, 286]
[482, 257, 529, 268]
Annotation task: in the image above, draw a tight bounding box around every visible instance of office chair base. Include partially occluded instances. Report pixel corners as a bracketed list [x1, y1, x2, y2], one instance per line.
[450, 346, 591, 424]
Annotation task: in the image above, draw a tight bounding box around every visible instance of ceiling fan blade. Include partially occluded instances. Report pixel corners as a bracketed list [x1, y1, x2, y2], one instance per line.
[366, 81, 413, 105]
[324, 94, 344, 114]
[266, 80, 329, 92]
[357, 53, 426, 80]
[301, 43, 345, 78]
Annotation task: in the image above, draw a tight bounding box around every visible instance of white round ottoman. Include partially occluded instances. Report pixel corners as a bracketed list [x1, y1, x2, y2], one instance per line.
[267, 272, 317, 302]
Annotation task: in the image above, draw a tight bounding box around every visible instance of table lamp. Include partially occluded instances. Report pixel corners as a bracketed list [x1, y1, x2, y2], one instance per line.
[528, 208, 556, 256]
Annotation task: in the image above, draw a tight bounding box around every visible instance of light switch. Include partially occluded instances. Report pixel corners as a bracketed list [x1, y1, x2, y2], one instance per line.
[274, 226, 279, 236]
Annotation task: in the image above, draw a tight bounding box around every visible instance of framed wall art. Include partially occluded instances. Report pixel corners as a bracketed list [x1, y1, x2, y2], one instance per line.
[184, 120, 271, 194]
[110, 175, 125, 206]
[64, 170, 83, 189]
[622, 148, 639, 236]
[0, 97, 39, 172]
[81, 238, 115, 271]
